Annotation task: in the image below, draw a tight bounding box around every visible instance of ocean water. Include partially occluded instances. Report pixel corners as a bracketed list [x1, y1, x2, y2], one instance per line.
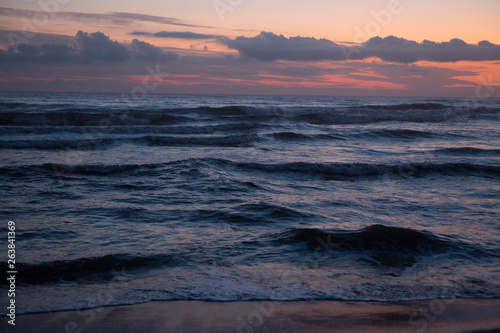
[0, 92, 499, 314]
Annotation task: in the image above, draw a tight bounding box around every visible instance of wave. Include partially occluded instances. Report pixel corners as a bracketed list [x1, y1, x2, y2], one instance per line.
[0, 106, 266, 126]
[267, 131, 346, 141]
[353, 129, 455, 140]
[0, 134, 258, 150]
[239, 202, 311, 219]
[194, 105, 253, 116]
[0, 122, 265, 135]
[205, 104, 499, 126]
[268, 131, 311, 140]
[138, 134, 257, 147]
[232, 161, 500, 179]
[0, 163, 160, 178]
[0, 138, 116, 150]
[273, 224, 497, 267]
[3, 128, 455, 150]
[195, 202, 311, 224]
[293, 110, 457, 124]
[2, 160, 499, 179]
[433, 147, 500, 156]
[1, 102, 497, 126]
[0, 101, 35, 109]
[5, 254, 184, 285]
[0, 111, 189, 126]
[0, 128, 475, 150]
[362, 103, 448, 111]
[16, 229, 78, 240]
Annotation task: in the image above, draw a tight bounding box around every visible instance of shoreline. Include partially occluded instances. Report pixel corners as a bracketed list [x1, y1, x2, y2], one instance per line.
[3, 298, 500, 332]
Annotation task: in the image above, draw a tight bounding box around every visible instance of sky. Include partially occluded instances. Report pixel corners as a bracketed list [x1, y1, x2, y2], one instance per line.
[0, 0, 499, 96]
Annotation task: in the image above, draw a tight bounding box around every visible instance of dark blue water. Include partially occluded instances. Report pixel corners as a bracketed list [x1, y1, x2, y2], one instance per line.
[1, 92, 499, 314]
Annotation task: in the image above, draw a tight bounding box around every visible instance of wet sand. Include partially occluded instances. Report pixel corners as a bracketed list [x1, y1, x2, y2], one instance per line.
[3, 298, 500, 333]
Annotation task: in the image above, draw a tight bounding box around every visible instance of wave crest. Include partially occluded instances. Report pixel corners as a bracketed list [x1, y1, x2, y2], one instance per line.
[8, 254, 183, 285]
[275, 224, 496, 267]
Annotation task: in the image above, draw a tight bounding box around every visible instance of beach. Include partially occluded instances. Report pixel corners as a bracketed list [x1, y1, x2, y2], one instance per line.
[4, 299, 500, 333]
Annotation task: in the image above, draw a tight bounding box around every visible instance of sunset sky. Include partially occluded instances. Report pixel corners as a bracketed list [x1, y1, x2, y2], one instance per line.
[0, 0, 499, 96]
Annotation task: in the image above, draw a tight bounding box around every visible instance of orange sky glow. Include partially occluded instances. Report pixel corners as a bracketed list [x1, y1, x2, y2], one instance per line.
[0, 0, 499, 96]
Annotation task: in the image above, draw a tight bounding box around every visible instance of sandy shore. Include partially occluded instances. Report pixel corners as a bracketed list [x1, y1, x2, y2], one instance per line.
[3, 299, 500, 333]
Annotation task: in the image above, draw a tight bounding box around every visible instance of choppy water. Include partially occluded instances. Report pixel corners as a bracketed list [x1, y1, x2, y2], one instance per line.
[0, 92, 499, 314]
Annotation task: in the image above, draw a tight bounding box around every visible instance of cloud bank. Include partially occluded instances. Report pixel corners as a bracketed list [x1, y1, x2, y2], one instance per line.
[221, 32, 500, 63]
[0, 31, 177, 63]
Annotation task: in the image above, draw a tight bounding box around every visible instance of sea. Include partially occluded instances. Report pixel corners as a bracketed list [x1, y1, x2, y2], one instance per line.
[0, 92, 499, 314]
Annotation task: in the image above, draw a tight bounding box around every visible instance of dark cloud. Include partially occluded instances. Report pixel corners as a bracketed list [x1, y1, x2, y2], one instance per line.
[0, 31, 177, 63]
[221, 32, 345, 61]
[130, 39, 178, 61]
[75, 31, 129, 62]
[0, 6, 213, 29]
[478, 40, 496, 47]
[361, 36, 500, 63]
[221, 32, 500, 63]
[130, 31, 218, 40]
[0, 42, 74, 62]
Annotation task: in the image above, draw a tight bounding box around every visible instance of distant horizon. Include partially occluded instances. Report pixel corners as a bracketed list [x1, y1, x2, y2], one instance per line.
[1, 89, 498, 99]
